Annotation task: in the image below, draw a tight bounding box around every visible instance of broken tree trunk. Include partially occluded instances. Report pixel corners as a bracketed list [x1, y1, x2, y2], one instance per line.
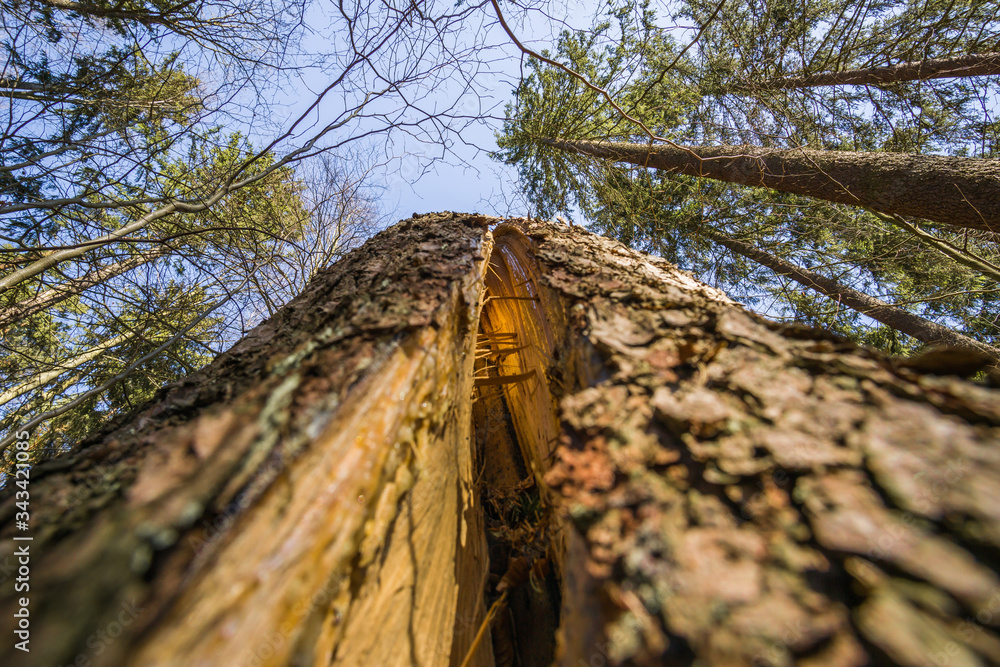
[2, 213, 999, 667]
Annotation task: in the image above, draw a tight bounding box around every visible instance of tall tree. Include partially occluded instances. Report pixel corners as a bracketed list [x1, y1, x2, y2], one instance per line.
[751, 51, 1000, 90]
[679, 0, 1000, 155]
[704, 228, 1000, 362]
[2, 215, 998, 666]
[494, 0, 1000, 360]
[541, 137, 1000, 233]
[1, 0, 498, 458]
[0, 151, 382, 472]
[0, 248, 166, 330]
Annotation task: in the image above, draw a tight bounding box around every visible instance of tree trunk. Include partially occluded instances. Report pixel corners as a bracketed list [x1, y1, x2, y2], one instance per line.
[2, 213, 999, 667]
[0, 332, 131, 408]
[753, 52, 1000, 90]
[542, 137, 1000, 234]
[706, 229, 1000, 365]
[0, 205, 182, 295]
[0, 249, 164, 331]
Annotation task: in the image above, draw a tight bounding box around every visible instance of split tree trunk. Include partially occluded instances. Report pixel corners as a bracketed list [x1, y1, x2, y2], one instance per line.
[542, 137, 1000, 234]
[2, 213, 999, 667]
[751, 52, 1000, 90]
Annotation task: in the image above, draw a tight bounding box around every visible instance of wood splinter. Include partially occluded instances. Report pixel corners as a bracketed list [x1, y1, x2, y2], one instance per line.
[473, 370, 537, 387]
[484, 295, 540, 303]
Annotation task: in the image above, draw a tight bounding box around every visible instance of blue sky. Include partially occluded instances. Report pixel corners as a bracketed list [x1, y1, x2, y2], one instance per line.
[239, 0, 616, 224]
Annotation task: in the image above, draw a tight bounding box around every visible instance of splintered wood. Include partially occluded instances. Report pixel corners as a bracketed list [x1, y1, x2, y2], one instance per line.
[0, 214, 496, 667]
[476, 229, 564, 477]
[4, 214, 1000, 667]
[468, 224, 568, 667]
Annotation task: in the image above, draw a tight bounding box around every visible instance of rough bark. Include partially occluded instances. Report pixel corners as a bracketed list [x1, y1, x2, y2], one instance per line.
[0, 212, 497, 667]
[706, 230, 1000, 365]
[543, 138, 1000, 234]
[516, 220, 1000, 666]
[2, 214, 999, 667]
[753, 52, 1000, 90]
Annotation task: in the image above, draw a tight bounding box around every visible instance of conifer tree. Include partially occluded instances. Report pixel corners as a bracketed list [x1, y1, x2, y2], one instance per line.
[494, 0, 1000, 360]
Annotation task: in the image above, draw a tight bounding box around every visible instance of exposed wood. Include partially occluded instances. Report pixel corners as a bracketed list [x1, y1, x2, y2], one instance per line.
[2, 215, 999, 667]
[0, 212, 495, 667]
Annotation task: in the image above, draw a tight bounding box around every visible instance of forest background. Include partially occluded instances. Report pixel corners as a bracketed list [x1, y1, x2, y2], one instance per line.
[0, 0, 997, 477]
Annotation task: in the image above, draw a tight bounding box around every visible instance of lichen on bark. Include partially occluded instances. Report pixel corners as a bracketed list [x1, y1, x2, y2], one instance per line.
[2, 215, 999, 667]
[516, 221, 1000, 666]
[0, 212, 494, 667]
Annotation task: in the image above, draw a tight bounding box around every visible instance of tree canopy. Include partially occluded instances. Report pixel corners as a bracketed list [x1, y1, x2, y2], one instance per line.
[0, 0, 493, 470]
[494, 0, 1000, 366]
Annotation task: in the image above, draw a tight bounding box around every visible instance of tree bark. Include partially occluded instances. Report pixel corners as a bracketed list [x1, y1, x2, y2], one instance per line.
[542, 137, 1000, 234]
[706, 230, 1000, 365]
[2, 214, 999, 667]
[753, 52, 1000, 90]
